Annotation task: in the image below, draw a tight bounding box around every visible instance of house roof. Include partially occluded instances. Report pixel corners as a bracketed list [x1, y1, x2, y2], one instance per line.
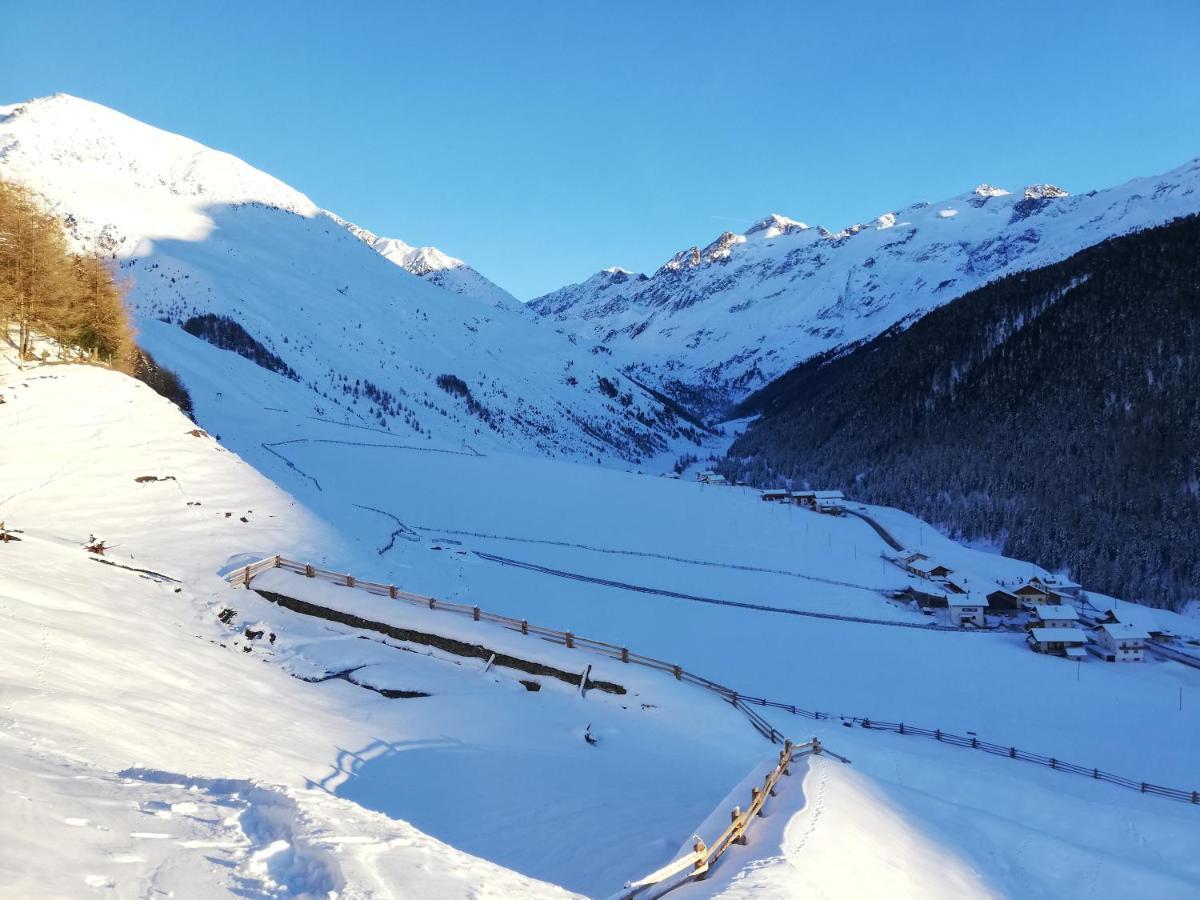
[761, 488, 789, 495]
[1103, 605, 1164, 634]
[910, 559, 951, 575]
[813, 490, 845, 499]
[1030, 627, 1086, 643]
[1065, 646, 1088, 659]
[947, 594, 988, 608]
[1030, 604, 1077, 621]
[1094, 623, 1150, 642]
[1034, 574, 1082, 590]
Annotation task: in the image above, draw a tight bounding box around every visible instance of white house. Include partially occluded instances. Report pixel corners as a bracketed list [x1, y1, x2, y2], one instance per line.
[1027, 627, 1088, 659]
[1090, 623, 1149, 662]
[947, 594, 988, 627]
[1028, 604, 1078, 630]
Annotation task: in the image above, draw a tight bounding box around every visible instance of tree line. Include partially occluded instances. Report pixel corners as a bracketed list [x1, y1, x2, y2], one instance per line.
[727, 215, 1200, 610]
[0, 177, 135, 368]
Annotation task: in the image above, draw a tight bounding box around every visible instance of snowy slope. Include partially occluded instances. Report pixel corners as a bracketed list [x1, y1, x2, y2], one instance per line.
[0, 349, 769, 897]
[5, 342, 1200, 896]
[530, 162, 1200, 412]
[369, 235, 519, 308]
[0, 94, 702, 464]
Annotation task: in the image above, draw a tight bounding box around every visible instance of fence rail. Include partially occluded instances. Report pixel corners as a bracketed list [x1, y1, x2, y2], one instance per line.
[618, 738, 827, 899]
[227, 556, 1200, 807]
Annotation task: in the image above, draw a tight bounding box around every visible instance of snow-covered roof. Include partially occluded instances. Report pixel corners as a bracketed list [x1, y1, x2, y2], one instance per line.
[946, 595, 987, 608]
[1031, 604, 1077, 621]
[1029, 627, 1086, 643]
[1064, 646, 1088, 659]
[1093, 623, 1150, 642]
[1104, 605, 1165, 634]
[910, 559, 952, 575]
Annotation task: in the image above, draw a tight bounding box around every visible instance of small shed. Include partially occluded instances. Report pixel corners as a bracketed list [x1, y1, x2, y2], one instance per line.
[1027, 627, 1087, 659]
[1090, 623, 1149, 662]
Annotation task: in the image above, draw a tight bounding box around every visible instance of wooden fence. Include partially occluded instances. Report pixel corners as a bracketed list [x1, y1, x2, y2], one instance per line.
[616, 738, 829, 899]
[227, 556, 1200, 806]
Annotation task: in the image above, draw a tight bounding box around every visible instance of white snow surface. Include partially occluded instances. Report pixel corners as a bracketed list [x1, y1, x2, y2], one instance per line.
[530, 157, 1200, 407]
[3, 348, 1200, 896]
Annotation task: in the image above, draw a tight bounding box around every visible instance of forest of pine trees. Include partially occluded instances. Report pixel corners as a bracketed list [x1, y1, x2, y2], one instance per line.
[0, 178, 136, 368]
[727, 215, 1200, 611]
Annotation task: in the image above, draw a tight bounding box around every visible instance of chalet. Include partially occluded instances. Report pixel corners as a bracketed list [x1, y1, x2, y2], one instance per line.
[760, 488, 790, 502]
[897, 551, 929, 566]
[986, 588, 1021, 613]
[908, 558, 954, 580]
[696, 471, 728, 486]
[940, 577, 969, 595]
[1090, 623, 1149, 662]
[1028, 604, 1078, 630]
[1027, 627, 1088, 660]
[1096, 606, 1169, 642]
[947, 594, 988, 627]
[792, 489, 844, 510]
[1032, 574, 1083, 600]
[815, 497, 845, 516]
[1015, 581, 1055, 606]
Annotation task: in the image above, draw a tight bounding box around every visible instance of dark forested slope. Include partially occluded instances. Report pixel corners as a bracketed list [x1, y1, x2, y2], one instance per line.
[727, 216, 1200, 609]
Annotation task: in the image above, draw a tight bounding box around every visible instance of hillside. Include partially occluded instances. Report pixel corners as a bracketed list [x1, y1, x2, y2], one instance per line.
[530, 161, 1200, 416]
[0, 93, 705, 464]
[728, 215, 1200, 609]
[5, 345, 1199, 896]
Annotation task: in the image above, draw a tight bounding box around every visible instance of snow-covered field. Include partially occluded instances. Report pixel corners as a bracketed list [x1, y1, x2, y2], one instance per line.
[4, 349, 1199, 897]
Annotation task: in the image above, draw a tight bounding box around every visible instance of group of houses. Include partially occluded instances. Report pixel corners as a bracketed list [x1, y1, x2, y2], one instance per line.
[894, 556, 1155, 662]
[759, 488, 846, 516]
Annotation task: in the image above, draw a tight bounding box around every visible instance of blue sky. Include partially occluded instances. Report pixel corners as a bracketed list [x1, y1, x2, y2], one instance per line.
[5, 1, 1200, 299]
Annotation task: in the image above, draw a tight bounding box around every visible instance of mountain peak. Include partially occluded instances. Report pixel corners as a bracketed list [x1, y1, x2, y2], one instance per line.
[745, 213, 809, 238]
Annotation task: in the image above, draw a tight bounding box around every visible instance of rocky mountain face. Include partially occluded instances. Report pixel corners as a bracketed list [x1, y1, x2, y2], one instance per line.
[725, 214, 1200, 609]
[530, 160, 1200, 418]
[0, 94, 705, 464]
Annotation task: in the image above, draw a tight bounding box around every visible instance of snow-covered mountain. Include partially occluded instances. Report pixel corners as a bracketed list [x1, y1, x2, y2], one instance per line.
[530, 161, 1200, 414]
[0, 94, 703, 463]
[368, 235, 518, 308]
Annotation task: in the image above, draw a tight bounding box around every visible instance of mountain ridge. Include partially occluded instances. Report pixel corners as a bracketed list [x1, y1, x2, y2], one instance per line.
[530, 157, 1200, 416]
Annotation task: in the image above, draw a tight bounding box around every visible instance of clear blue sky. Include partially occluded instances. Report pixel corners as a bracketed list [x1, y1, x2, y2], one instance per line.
[5, 1, 1200, 299]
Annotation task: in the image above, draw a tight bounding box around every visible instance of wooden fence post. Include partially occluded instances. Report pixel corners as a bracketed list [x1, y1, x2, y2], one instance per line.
[751, 786, 763, 814]
[812, 736, 822, 755]
[766, 772, 777, 797]
[273, 555, 282, 567]
[565, 631, 574, 648]
[472, 606, 480, 621]
[731, 807, 746, 844]
[521, 619, 528, 635]
[673, 664, 682, 680]
[389, 585, 397, 599]
[243, 565, 251, 588]
[621, 647, 629, 663]
[305, 564, 315, 577]
[693, 838, 708, 875]
[429, 598, 437, 610]
[346, 574, 355, 588]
